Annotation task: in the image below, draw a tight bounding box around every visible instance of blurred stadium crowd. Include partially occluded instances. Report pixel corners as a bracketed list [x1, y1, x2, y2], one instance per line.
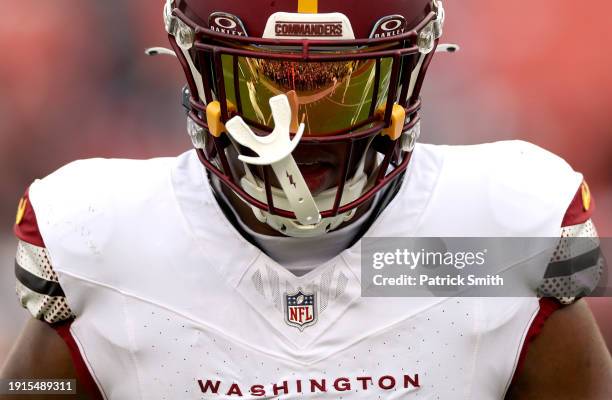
[259, 59, 356, 91]
[1, 0, 610, 363]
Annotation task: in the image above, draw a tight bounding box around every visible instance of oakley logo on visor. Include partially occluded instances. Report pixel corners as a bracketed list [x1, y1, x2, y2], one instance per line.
[208, 12, 248, 36]
[370, 15, 407, 38]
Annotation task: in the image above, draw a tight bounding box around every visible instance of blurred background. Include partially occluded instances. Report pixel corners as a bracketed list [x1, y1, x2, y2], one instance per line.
[0, 0, 610, 364]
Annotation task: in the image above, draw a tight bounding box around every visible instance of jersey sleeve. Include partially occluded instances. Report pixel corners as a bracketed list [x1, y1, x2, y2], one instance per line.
[13, 188, 74, 324]
[537, 181, 603, 304]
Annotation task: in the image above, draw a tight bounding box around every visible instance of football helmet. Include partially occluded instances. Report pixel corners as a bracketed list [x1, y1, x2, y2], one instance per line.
[161, 0, 450, 237]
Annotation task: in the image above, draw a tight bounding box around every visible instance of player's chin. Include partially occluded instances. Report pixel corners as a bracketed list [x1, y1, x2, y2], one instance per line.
[298, 163, 337, 196]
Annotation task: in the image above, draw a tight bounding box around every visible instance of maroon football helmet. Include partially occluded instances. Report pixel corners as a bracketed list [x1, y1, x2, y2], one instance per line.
[162, 0, 448, 237]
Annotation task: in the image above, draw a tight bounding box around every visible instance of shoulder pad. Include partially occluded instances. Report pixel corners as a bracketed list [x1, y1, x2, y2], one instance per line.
[487, 141, 583, 234]
[431, 141, 583, 236]
[28, 157, 174, 263]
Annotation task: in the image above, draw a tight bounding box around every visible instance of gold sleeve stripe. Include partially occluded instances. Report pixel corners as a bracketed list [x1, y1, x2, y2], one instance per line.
[298, 0, 318, 13]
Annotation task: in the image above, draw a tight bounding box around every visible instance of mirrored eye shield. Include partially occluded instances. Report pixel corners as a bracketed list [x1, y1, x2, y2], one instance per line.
[182, 84, 423, 144]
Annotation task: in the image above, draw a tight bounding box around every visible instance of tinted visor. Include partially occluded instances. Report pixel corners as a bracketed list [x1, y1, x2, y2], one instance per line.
[220, 55, 394, 136]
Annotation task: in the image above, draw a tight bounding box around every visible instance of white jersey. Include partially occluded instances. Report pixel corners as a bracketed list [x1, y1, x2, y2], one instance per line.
[21, 141, 585, 399]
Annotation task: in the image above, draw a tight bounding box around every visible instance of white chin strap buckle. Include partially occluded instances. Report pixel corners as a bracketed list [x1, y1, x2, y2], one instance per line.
[225, 95, 321, 226]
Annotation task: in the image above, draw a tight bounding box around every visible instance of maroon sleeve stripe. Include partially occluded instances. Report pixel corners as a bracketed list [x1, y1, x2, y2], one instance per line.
[512, 181, 597, 386]
[53, 320, 105, 400]
[13, 188, 46, 248]
[510, 298, 562, 387]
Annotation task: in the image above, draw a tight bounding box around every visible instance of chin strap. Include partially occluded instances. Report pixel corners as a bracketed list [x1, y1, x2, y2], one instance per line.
[240, 173, 367, 238]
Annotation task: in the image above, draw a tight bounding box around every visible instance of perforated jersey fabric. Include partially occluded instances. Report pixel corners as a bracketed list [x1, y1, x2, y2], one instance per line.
[15, 240, 74, 324]
[538, 219, 602, 304]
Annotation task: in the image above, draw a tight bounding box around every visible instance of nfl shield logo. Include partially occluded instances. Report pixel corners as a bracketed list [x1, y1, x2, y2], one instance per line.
[284, 289, 317, 331]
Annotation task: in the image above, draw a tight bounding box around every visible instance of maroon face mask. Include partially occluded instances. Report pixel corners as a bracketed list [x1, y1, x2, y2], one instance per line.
[163, 0, 445, 232]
